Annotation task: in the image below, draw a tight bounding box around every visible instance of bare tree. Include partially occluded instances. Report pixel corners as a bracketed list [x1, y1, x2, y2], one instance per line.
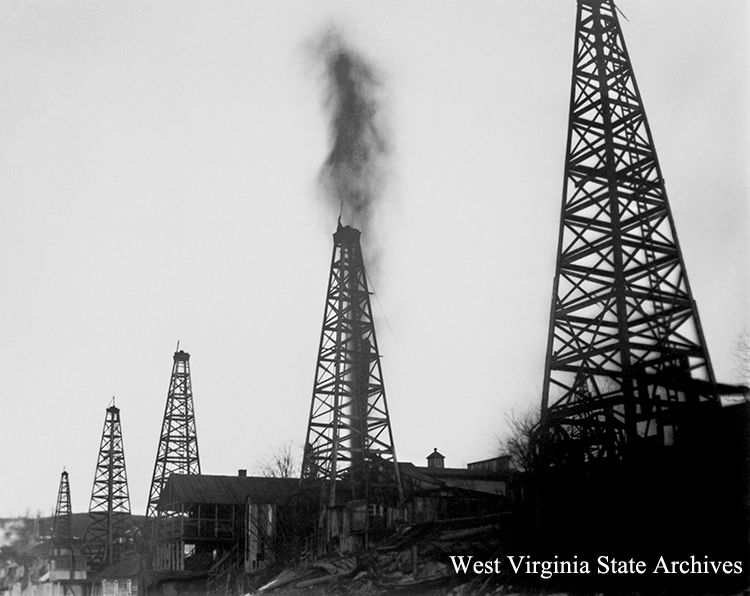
[249, 442, 313, 566]
[733, 328, 750, 385]
[256, 442, 300, 479]
[497, 405, 541, 473]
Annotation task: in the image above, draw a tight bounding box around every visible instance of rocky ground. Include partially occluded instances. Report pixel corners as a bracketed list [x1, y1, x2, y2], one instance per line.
[235, 513, 750, 596]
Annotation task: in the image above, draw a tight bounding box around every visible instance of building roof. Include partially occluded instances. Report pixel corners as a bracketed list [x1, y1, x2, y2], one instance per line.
[466, 454, 512, 471]
[157, 474, 299, 509]
[414, 466, 510, 481]
[399, 462, 445, 488]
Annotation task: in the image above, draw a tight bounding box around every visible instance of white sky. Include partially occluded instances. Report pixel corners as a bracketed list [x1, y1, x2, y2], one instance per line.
[0, 0, 747, 517]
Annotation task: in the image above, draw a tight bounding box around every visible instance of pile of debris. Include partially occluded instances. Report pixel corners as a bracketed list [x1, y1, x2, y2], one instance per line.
[246, 512, 524, 595]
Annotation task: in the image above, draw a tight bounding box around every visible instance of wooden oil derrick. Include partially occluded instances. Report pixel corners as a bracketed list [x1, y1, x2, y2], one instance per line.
[146, 348, 201, 570]
[538, 0, 718, 465]
[146, 349, 201, 520]
[532, 2, 749, 582]
[50, 470, 73, 555]
[83, 401, 132, 568]
[301, 222, 402, 552]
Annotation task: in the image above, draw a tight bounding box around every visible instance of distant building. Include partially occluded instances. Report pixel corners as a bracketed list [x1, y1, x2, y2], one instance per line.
[416, 450, 513, 496]
[398, 449, 517, 524]
[466, 454, 513, 473]
[153, 472, 298, 580]
[0, 516, 89, 596]
[39, 549, 88, 591]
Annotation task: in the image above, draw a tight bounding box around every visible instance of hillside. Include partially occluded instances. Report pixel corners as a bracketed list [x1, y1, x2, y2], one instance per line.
[0, 514, 147, 557]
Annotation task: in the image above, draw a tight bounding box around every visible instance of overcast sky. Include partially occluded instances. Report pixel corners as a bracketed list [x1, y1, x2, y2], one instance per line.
[0, 0, 747, 518]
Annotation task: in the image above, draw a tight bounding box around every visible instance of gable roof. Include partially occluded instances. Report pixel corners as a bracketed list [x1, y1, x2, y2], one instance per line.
[157, 474, 298, 509]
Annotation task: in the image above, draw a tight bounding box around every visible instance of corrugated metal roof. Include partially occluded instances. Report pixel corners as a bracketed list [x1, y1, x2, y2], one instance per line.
[157, 474, 299, 509]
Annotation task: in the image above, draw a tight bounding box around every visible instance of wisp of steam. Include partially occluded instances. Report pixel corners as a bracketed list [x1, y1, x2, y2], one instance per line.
[314, 27, 389, 236]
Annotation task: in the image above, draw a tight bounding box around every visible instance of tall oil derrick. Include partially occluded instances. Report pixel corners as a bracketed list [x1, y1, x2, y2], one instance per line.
[146, 349, 201, 520]
[84, 401, 132, 568]
[50, 470, 78, 580]
[301, 222, 402, 548]
[538, 0, 720, 466]
[531, 1, 750, 580]
[51, 470, 73, 555]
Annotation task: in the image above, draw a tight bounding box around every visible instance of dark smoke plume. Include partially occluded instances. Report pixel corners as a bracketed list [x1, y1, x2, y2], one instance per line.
[315, 27, 389, 235]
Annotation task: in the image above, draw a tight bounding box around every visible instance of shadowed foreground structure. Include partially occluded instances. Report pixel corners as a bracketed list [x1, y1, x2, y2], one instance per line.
[531, 0, 750, 591]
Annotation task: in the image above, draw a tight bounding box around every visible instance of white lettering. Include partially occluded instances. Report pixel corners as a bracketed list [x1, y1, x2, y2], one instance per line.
[507, 555, 526, 574]
[449, 556, 473, 574]
[653, 556, 670, 574]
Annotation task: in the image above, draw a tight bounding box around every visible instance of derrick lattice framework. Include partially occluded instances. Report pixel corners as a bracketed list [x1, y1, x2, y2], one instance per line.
[302, 223, 402, 509]
[51, 470, 73, 555]
[539, 0, 717, 464]
[84, 404, 132, 568]
[146, 350, 201, 519]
